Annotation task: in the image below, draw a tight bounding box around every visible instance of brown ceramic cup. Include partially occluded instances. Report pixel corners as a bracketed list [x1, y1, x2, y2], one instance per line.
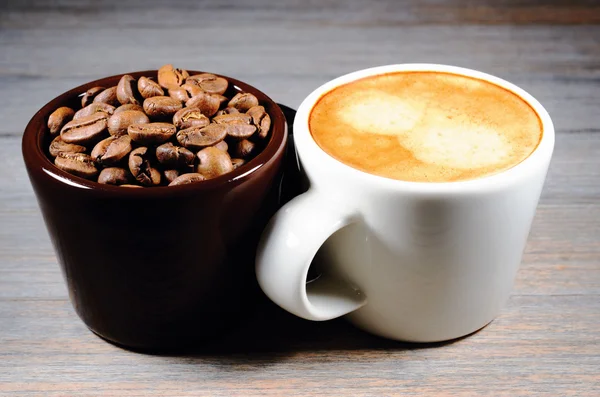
[22, 70, 287, 351]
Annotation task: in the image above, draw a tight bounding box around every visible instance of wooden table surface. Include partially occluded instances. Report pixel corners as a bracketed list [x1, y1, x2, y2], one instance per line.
[1, 1, 599, 395]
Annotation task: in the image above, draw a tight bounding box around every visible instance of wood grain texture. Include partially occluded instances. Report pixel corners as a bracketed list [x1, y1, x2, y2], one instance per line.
[1, 0, 599, 395]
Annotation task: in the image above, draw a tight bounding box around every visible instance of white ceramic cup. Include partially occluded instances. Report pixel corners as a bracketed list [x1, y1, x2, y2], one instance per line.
[256, 64, 554, 342]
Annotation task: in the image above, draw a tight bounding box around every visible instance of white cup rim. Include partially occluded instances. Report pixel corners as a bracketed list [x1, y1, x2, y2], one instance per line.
[294, 64, 555, 194]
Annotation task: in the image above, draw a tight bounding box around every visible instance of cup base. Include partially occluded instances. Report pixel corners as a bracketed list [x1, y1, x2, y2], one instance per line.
[345, 315, 497, 343]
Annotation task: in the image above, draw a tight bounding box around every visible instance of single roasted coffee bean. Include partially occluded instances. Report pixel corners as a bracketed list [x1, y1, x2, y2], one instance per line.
[128, 147, 161, 186]
[107, 110, 149, 136]
[156, 142, 195, 167]
[91, 135, 132, 165]
[168, 87, 191, 104]
[168, 173, 206, 186]
[186, 73, 228, 95]
[137, 77, 164, 99]
[49, 136, 86, 158]
[222, 123, 256, 139]
[228, 92, 259, 112]
[61, 112, 108, 145]
[73, 102, 115, 120]
[177, 124, 227, 151]
[158, 64, 189, 90]
[117, 74, 141, 105]
[98, 167, 130, 185]
[214, 140, 228, 152]
[231, 158, 246, 169]
[128, 122, 176, 145]
[247, 105, 271, 139]
[196, 147, 234, 179]
[143, 96, 182, 119]
[55, 152, 98, 179]
[48, 107, 75, 135]
[93, 86, 120, 107]
[215, 107, 240, 116]
[185, 92, 221, 117]
[213, 113, 252, 125]
[114, 103, 144, 114]
[231, 139, 257, 158]
[81, 87, 105, 107]
[182, 83, 203, 97]
[173, 107, 210, 129]
[163, 169, 180, 184]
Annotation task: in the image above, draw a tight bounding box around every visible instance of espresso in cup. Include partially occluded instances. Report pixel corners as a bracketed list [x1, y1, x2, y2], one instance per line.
[309, 71, 542, 182]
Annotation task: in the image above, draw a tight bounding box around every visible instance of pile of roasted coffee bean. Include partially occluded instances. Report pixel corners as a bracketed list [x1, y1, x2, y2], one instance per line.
[46, 64, 271, 187]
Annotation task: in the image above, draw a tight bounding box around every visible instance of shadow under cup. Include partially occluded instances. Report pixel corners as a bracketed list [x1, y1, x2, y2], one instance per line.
[22, 71, 288, 351]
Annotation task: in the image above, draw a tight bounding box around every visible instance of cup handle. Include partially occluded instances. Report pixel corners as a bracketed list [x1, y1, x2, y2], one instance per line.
[256, 190, 367, 321]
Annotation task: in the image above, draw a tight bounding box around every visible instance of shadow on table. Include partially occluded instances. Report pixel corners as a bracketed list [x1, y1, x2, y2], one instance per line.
[149, 104, 470, 363]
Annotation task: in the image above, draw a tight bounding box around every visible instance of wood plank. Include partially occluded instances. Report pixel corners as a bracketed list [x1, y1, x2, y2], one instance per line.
[1, 25, 599, 136]
[0, 295, 598, 396]
[2, 0, 600, 26]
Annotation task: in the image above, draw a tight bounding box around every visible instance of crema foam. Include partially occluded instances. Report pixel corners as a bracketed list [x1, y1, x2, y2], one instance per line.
[309, 71, 542, 182]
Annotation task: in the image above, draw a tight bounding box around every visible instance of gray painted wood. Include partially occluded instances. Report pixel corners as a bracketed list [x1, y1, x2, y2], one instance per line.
[1, 0, 599, 395]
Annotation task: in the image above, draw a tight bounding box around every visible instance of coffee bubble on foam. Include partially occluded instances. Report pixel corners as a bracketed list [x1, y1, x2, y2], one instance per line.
[400, 112, 512, 169]
[336, 90, 425, 136]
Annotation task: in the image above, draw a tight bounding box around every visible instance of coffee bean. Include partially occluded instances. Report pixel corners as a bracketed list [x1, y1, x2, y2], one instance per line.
[168, 173, 206, 186]
[55, 152, 98, 179]
[231, 158, 246, 169]
[247, 105, 271, 140]
[177, 124, 227, 151]
[128, 147, 161, 186]
[137, 76, 164, 99]
[91, 135, 132, 165]
[231, 139, 257, 158]
[186, 73, 228, 95]
[98, 167, 130, 185]
[107, 110, 149, 136]
[49, 136, 86, 158]
[158, 64, 189, 90]
[228, 92, 259, 112]
[163, 169, 180, 184]
[213, 113, 252, 125]
[117, 74, 141, 105]
[73, 103, 115, 120]
[93, 86, 120, 107]
[61, 112, 108, 145]
[215, 107, 240, 116]
[185, 73, 213, 85]
[223, 123, 257, 140]
[173, 107, 210, 129]
[81, 87, 105, 107]
[182, 83, 203, 97]
[114, 104, 144, 114]
[128, 122, 176, 145]
[214, 140, 228, 152]
[156, 142, 195, 167]
[48, 107, 75, 135]
[196, 147, 234, 180]
[143, 96, 182, 119]
[168, 88, 191, 104]
[185, 92, 221, 117]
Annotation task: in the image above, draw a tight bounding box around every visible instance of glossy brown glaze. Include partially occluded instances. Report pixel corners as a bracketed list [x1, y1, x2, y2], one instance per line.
[22, 70, 288, 351]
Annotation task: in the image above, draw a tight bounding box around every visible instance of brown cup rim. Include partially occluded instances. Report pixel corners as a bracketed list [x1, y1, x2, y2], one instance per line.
[22, 70, 287, 197]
